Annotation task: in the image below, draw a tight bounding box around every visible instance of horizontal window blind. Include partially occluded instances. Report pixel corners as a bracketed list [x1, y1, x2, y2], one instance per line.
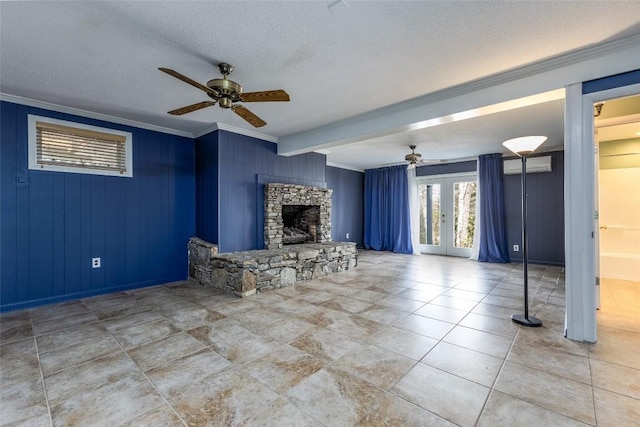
[36, 121, 127, 173]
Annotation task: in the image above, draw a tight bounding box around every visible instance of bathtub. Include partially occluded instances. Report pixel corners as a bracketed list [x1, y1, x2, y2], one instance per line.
[600, 251, 640, 281]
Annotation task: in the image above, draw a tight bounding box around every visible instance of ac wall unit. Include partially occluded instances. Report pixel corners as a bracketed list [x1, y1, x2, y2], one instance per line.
[504, 155, 552, 175]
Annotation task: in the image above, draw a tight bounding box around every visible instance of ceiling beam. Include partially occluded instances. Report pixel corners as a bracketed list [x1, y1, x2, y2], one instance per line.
[277, 34, 640, 156]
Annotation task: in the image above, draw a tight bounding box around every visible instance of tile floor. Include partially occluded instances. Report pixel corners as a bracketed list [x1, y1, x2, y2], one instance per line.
[1, 251, 639, 426]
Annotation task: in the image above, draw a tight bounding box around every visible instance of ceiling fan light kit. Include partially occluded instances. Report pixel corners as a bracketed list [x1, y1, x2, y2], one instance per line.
[405, 145, 422, 164]
[159, 63, 290, 127]
[381, 144, 445, 168]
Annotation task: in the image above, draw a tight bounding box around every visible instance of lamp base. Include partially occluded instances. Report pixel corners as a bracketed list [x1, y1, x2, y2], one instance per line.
[511, 314, 542, 327]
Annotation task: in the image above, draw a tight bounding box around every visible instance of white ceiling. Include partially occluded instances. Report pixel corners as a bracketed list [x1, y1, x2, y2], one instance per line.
[325, 96, 567, 170]
[2, 1, 640, 170]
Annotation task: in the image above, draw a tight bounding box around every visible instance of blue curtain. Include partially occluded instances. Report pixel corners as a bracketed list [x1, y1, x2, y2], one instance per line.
[478, 154, 510, 263]
[364, 165, 413, 254]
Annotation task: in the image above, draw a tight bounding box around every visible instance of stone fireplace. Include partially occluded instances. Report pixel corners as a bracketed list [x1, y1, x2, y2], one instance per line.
[264, 183, 332, 249]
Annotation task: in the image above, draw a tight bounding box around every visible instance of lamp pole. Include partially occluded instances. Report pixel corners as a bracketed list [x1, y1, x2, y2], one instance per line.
[502, 136, 546, 327]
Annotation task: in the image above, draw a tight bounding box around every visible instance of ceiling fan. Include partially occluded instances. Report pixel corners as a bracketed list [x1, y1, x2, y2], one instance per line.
[159, 63, 290, 128]
[383, 145, 443, 168]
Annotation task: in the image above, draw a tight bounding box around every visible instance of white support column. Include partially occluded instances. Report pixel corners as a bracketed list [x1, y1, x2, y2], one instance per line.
[564, 83, 597, 342]
[565, 81, 640, 342]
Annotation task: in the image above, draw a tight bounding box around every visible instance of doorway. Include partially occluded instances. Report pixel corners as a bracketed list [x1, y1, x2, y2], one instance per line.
[417, 174, 477, 257]
[596, 114, 640, 333]
[565, 82, 640, 342]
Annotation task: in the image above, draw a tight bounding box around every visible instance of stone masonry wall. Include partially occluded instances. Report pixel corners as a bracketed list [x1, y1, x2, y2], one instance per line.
[188, 237, 220, 289]
[188, 238, 357, 297]
[265, 183, 332, 249]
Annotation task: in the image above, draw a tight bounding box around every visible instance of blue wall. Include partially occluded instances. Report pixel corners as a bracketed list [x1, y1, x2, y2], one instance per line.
[0, 99, 568, 312]
[195, 131, 219, 244]
[415, 154, 564, 265]
[583, 69, 640, 94]
[326, 166, 364, 247]
[416, 160, 476, 176]
[215, 130, 326, 253]
[503, 151, 565, 265]
[1, 101, 195, 311]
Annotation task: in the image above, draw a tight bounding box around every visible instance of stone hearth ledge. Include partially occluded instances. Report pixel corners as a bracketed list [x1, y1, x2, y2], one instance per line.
[188, 237, 358, 297]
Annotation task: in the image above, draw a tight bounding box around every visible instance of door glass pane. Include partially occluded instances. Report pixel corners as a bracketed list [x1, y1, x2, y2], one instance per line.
[453, 181, 476, 248]
[419, 184, 440, 245]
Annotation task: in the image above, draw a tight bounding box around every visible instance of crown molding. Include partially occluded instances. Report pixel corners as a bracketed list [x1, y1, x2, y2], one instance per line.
[1, 93, 280, 143]
[0, 93, 194, 138]
[192, 122, 278, 142]
[395, 34, 640, 112]
[322, 35, 640, 128]
[280, 34, 640, 155]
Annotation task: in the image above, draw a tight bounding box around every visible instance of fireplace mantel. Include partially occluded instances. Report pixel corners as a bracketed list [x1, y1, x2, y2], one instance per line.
[264, 183, 332, 249]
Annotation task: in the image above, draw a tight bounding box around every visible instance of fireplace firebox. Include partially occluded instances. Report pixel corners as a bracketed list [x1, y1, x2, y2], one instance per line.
[282, 205, 319, 245]
[264, 183, 332, 249]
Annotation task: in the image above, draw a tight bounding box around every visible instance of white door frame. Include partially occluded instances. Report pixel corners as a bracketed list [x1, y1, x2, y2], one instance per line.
[564, 82, 640, 343]
[594, 131, 601, 311]
[417, 172, 477, 257]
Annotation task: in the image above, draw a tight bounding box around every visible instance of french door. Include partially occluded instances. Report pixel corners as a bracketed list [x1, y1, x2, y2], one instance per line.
[418, 174, 477, 257]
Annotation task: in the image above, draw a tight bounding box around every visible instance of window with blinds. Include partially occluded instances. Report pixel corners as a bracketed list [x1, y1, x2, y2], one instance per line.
[28, 115, 133, 177]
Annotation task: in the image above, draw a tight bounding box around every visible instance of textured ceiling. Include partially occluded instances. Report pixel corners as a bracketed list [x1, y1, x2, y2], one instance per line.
[325, 99, 567, 171]
[2, 1, 640, 170]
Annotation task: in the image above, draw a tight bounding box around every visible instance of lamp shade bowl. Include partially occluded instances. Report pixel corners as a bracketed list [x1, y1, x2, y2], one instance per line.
[502, 136, 547, 156]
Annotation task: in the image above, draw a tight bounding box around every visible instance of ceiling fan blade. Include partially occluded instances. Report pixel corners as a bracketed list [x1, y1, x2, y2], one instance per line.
[232, 105, 267, 127]
[380, 158, 443, 167]
[168, 101, 216, 115]
[159, 68, 213, 94]
[241, 90, 290, 102]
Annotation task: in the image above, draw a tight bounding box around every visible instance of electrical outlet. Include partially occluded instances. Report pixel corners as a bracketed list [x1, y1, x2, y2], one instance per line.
[92, 257, 101, 268]
[513, 245, 519, 252]
[346, 233, 349, 239]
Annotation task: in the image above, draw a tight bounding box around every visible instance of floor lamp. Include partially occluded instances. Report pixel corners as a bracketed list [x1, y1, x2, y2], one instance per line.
[502, 136, 547, 327]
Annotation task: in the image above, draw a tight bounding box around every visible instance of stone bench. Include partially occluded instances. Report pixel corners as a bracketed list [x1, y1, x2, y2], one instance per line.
[188, 237, 358, 297]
